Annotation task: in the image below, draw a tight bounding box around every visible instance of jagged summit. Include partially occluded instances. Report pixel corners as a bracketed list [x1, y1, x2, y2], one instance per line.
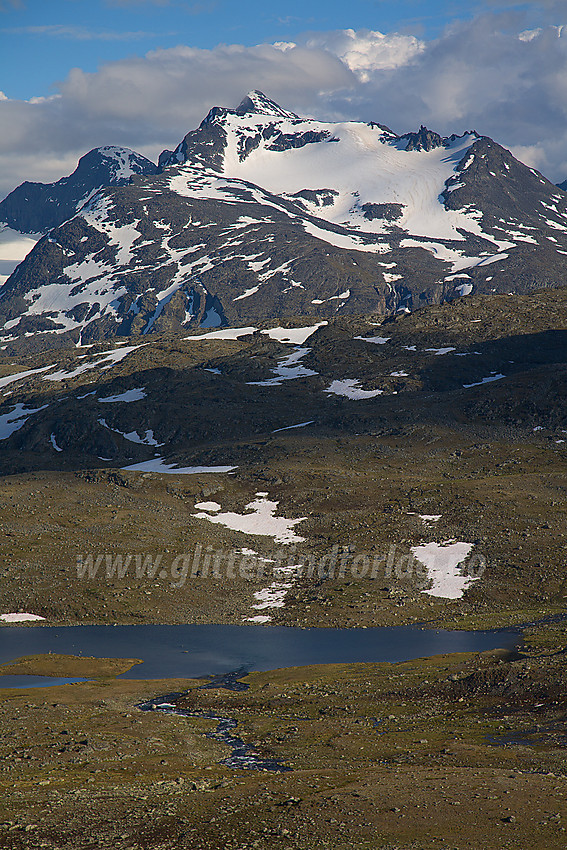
[234, 90, 299, 120]
[401, 125, 444, 152]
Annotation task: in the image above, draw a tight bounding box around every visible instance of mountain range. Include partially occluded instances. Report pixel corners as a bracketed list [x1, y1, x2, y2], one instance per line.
[1, 90, 567, 350]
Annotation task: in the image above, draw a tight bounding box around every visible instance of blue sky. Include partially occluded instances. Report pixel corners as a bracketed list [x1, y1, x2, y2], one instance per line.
[0, 0, 553, 100]
[1, 1, 567, 198]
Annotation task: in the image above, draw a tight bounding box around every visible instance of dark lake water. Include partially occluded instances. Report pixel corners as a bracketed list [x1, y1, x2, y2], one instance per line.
[0, 623, 520, 682]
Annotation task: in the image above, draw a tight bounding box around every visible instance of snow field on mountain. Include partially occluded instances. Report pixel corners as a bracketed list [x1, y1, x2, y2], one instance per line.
[184, 323, 325, 344]
[169, 117, 516, 267]
[463, 373, 505, 388]
[98, 418, 163, 447]
[247, 347, 318, 387]
[220, 115, 499, 245]
[97, 146, 147, 181]
[21, 273, 127, 334]
[0, 403, 48, 439]
[98, 388, 146, 403]
[325, 379, 383, 399]
[272, 420, 314, 432]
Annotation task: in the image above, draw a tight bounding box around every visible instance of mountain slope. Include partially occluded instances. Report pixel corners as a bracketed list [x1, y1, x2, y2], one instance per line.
[0, 287, 565, 628]
[2, 92, 567, 349]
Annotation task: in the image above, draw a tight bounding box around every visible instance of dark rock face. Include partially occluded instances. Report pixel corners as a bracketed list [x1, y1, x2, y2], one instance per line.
[360, 203, 404, 221]
[0, 147, 158, 234]
[401, 126, 444, 152]
[266, 129, 333, 152]
[291, 189, 339, 208]
[557, 180, 567, 192]
[158, 110, 229, 171]
[3, 91, 567, 348]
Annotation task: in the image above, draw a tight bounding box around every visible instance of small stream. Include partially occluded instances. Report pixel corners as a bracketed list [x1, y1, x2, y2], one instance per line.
[0, 622, 521, 773]
[138, 684, 291, 773]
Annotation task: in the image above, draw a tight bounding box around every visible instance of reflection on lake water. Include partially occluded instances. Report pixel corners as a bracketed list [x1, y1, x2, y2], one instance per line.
[0, 623, 520, 683]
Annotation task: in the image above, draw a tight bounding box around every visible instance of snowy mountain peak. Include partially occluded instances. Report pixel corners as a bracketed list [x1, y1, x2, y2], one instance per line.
[0, 146, 157, 234]
[92, 146, 157, 182]
[235, 91, 299, 119]
[4, 93, 567, 347]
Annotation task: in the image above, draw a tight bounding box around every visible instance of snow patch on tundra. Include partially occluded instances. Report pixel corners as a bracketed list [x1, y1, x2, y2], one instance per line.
[325, 379, 383, 399]
[0, 613, 45, 622]
[193, 493, 306, 544]
[411, 541, 478, 599]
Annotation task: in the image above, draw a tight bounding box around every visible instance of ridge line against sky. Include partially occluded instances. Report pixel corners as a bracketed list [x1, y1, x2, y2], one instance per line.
[1, 0, 567, 199]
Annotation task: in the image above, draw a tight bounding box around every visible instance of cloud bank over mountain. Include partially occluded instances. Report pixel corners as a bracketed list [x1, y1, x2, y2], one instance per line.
[2, 15, 567, 200]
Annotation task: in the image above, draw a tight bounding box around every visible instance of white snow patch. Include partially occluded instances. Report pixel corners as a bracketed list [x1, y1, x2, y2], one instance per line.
[50, 433, 63, 452]
[193, 493, 306, 544]
[44, 344, 145, 382]
[98, 388, 146, 403]
[233, 285, 260, 301]
[0, 365, 54, 389]
[123, 459, 237, 474]
[185, 327, 257, 341]
[355, 335, 390, 345]
[194, 501, 222, 511]
[251, 583, 293, 610]
[248, 347, 318, 386]
[412, 541, 477, 598]
[311, 289, 351, 305]
[463, 373, 505, 388]
[0, 613, 45, 623]
[325, 379, 383, 399]
[262, 323, 327, 344]
[0, 403, 48, 439]
[98, 418, 163, 447]
[184, 324, 327, 345]
[273, 420, 314, 432]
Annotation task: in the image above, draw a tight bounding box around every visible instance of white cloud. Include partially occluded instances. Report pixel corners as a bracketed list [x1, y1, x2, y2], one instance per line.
[0, 41, 353, 198]
[3, 19, 567, 202]
[300, 28, 424, 80]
